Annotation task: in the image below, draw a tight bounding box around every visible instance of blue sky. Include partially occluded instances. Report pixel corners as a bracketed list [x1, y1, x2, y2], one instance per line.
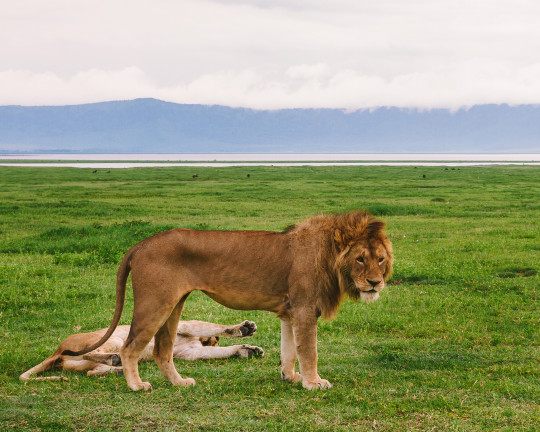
[1, 0, 540, 109]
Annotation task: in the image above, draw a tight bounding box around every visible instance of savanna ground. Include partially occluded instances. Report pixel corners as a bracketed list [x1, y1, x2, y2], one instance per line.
[0, 165, 538, 431]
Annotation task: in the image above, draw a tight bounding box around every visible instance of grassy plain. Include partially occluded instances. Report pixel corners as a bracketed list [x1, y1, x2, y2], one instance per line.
[0, 165, 538, 431]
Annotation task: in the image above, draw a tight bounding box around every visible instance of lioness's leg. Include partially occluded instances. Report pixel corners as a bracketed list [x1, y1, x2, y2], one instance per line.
[83, 352, 122, 366]
[292, 317, 332, 390]
[175, 344, 264, 361]
[176, 320, 257, 338]
[280, 320, 301, 383]
[19, 355, 67, 382]
[153, 296, 195, 387]
[86, 364, 123, 377]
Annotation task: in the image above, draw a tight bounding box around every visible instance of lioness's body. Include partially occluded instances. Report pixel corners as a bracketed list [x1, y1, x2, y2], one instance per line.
[65, 211, 393, 391]
[21, 320, 262, 381]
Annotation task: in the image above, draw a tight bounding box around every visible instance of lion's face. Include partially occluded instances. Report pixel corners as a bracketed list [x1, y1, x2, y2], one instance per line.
[346, 237, 392, 303]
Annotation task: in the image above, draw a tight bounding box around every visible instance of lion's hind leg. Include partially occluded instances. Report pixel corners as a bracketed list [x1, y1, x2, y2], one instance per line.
[153, 298, 196, 387]
[121, 324, 163, 391]
[121, 329, 157, 391]
[121, 288, 191, 391]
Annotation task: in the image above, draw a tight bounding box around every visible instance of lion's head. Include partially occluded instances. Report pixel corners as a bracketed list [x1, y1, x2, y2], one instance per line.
[332, 212, 393, 304]
[301, 211, 393, 319]
[336, 233, 392, 304]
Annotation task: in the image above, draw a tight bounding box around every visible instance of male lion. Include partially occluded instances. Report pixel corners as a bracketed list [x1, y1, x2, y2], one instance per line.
[64, 210, 393, 391]
[21, 320, 262, 381]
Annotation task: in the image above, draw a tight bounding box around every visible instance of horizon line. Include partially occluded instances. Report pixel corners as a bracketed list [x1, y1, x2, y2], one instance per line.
[2, 97, 540, 112]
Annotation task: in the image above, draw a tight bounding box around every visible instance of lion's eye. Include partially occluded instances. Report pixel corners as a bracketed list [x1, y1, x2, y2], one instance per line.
[378, 258, 384, 263]
[356, 257, 365, 264]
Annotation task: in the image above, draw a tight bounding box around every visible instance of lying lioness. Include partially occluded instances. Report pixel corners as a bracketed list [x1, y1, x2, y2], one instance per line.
[20, 320, 263, 381]
[64, 211, 393, 391]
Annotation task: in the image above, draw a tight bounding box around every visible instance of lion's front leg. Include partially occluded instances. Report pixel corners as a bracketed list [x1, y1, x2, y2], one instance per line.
[292, 317, 332, 390]
[280, 320, 301, 384]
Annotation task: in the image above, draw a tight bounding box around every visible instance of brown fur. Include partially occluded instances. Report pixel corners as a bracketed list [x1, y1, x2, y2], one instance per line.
[63, 210, 393, 391]
[20, 320, 262, 381]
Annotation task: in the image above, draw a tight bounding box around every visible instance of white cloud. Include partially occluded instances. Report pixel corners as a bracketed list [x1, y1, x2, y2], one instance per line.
[0, 67, 155, 105]
[1, 0, 540, 109]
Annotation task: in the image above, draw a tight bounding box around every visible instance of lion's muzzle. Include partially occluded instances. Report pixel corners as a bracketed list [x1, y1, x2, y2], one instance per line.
[359, 290, 380, 303]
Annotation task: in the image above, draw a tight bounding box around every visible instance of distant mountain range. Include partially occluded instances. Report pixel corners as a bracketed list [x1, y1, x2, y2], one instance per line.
[1, 98, 539, 153]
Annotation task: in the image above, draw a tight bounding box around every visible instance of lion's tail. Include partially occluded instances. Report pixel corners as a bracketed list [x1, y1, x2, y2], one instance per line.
[61, 250, 132, 357]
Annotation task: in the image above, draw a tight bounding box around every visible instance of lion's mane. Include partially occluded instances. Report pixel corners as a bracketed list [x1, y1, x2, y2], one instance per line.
[285, 211, 393, 320]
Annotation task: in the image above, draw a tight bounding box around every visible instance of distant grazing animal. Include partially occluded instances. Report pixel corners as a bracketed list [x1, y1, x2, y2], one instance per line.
[63, 210, 393, 391]
[20, 320, 262, 381]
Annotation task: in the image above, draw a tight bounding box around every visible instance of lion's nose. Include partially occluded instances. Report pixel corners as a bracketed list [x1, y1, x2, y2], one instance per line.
[367, 279, 381, 288]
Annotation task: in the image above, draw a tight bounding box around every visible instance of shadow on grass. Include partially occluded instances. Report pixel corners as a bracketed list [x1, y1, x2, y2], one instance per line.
[496, 266, 537, 278]
[367, 349, 484, 371]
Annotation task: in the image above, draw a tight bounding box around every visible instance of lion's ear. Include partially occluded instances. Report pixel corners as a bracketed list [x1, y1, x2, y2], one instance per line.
[333, 229, 347, 250]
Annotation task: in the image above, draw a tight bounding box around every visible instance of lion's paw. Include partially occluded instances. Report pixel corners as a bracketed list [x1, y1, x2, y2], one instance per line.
[281, 371, 302, 384]
[175, 377, 196, 387]
[236, 345, 264, 358]
[302, 378, 333, 390]
[128, 381, 152, 391]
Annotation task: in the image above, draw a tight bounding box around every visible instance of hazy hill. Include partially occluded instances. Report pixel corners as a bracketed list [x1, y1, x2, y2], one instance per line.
[1, 98, 539, 153]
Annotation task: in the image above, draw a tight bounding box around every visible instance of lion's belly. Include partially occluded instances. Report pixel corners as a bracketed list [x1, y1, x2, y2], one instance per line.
[201, 288, 285, 313]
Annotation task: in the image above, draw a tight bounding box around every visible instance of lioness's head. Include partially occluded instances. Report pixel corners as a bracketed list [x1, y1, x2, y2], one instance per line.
[333, 213, 393, 303]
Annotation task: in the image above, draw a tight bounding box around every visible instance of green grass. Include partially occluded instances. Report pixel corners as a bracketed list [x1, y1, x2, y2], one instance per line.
[0, 165, 538, 431]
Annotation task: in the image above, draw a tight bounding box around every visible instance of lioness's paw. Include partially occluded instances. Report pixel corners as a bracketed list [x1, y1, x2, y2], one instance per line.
[302, 378, 333, 390]
[109, 354, 122, 367]
[128, 381, 152, 391]
[235, 345, 264, 358]
[238, 321, 257, 337]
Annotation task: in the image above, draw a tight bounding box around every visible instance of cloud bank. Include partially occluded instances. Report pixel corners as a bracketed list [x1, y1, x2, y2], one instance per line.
[1, 0, 540, 109]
